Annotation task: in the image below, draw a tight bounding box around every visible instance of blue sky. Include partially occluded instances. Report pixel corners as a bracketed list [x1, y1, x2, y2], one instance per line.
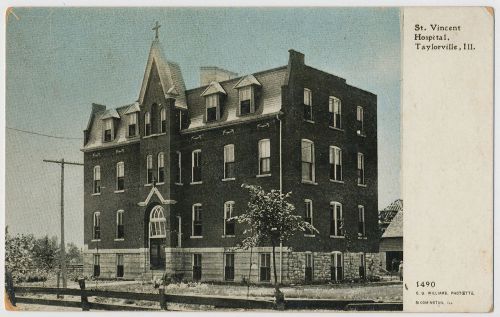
[6, 7, 400, 245]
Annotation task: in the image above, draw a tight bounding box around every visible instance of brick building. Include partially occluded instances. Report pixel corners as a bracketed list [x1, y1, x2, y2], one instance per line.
[82, 32, 379, 284]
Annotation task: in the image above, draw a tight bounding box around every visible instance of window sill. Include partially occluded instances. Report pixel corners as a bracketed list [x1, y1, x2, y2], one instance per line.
[91, 193, 101, 196]
[190, 236, 203, 239]
[143, 133, 165, 139]
[190, 181, 203, 185]
[357, 236, 368, 240]
[357, 132, 367, 137]
[301, 180, 318, 185]
[222, 178, 236, 182]
[222, 235, 236, 238]
[156, 182, 165, 186]
[114, 238, 124, 241]
[91, 239, 101, 242]
[358, 184, 367, 188]
[144, 183, 152, 187]
[304, 234, 316, 238]
[256, 174, 271, 178]
[126, 135, 139, 139]
[303, 119, 315, 124]
[114, 190, 125, 193]
[329, 235, 345, 239]
[330, 179, 344, 184]
[175, 182, 184, 186]
[329, 126, 344, 132]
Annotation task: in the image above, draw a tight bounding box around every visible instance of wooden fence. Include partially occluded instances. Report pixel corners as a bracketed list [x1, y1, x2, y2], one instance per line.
[8, 279, 402, 311]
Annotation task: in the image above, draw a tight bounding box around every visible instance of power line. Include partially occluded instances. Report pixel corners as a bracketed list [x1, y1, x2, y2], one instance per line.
[6, 127, 82, 140]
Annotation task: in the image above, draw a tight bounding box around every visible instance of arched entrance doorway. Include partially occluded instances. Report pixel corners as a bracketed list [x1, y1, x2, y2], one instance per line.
[149, 205, 166, 270]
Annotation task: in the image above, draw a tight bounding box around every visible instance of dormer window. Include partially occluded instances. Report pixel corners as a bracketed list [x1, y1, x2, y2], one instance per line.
[206, 94, 220, 122]
[104, 119, 113, 142]
[234, 74, 261, 116]
[128, 113, 138, 137]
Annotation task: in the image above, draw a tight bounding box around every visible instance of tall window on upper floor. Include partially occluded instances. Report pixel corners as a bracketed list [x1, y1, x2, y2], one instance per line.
[158, 152, 165, 184]
[239, 86, 253, 115]
[329, 96, 341, 129]
[224, 144, 235, 179]
[178, 110, 184, 131]
[103, 119, 113, 142]
[258, 139, 271, 175]
[128, 113, 138, 137]
[329, 146, 342, 182]
[356, 106, 364, 135]
[116, 162, 124, 191]
[224, 201, 235, 236]
[192, 150, 202, 183]
[358, 205, 366, 237]
[146, 155, 153, 185]
[144, 112, 151, 136]
[303, 88, 313, 121]
[93, 166, 101, 194]
[330, 202, 343, 237]
[192, 204, 203, 237]
[301, 139, 315, 182]
[116, 210, 124, 239]
[304, 199, 314, 236]
[160, 108, 167, 133]
[93, 212, 101, 240]
[206, 94, 220, 122]
[176, 151, 182, 184]
[357, 153, 365, 185]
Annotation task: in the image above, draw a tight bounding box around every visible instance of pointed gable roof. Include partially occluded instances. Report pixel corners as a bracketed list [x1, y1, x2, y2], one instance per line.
[200, 81, 227, 97]
[138, 39, 187, 109]
[124, 101, 141, 115]
[101, 108, 120, 120]
[233, 74, 262, 89]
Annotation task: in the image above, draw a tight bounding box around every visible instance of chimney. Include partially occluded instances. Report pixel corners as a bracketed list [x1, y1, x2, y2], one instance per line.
[200, 66, 238, 86]
[288, 49, 305, 66]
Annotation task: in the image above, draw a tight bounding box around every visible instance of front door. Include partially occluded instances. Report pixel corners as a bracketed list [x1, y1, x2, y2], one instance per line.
[150, 239, 166, 270]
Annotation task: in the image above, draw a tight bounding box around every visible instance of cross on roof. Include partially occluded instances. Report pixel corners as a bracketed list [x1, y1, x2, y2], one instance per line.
[152, 21, 161, 39]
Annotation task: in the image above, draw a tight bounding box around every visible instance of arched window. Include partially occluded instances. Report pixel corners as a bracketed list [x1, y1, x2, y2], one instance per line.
[160, 108, 167, 133]
[357, 152, 365, 185]
[192, 150, 202, 183]
[149, 206, 166, 238]
[192, 203, 203, 237]
[329, 146, 342, 181]
[329, 96, 341, 129]
[158, 152, 165, 183]
[303, 88, 313, 121]
[358, 205, 366, 237]
[116, 210, 124, 239]
[93, 166, 101, 194]
[223, 144, 235, 179]
[116, 162, 124, 191]
[330, 202, 343, 237]
[331, 252, 343, 281]
[146, 155, 153, 184]
[144, 112, 151, 136]
[93, 212, 101, 240]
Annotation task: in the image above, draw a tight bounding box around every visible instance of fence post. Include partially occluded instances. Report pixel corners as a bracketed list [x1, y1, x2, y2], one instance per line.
[159, 286, 167, 310]
[5, 270, 16, 307]
[78, 278, 90, 311]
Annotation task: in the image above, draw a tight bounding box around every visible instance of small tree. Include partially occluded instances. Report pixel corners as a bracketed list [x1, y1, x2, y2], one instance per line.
[235, 184, 317, 291]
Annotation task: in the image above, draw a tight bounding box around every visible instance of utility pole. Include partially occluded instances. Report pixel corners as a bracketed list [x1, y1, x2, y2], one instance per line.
[43, 158, 84, 288]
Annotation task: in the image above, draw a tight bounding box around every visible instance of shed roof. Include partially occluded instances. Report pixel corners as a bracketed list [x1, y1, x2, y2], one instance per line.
[381, 210, 403, 238]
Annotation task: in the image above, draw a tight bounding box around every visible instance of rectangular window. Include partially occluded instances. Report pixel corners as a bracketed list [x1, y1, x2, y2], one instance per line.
[116, 254, 124, 278]
[356, 106, 364, 135]
[331, 253, 343, 281]
[146, 155, 153, 184]
[303, 88, 313, 121]
[193, 254, 202, 281]
[329, 96, 341, 128]
[93, 166, 101, 194]
[116, 162, 124, 191]
[258, 139, 271, 175]
[330, 203, 343, 237]
[104, 119, 113, 142]
[93, 254, 100, 277]
[145, 112, 151, 136]
[301, 139, 315, 182]
[176, 151, 182, 184]
[128, 113, 137, 137]
[358, 205, 366, 237]
[192, 150, 202, 183]
[224, 253, 235, 281]
[305, 253, 313, 282]
[178, 110, 183, 131]
[239, 86, 252, 115]
[158, 153, 165, 183]
[259, 253, 271, 282]
[329, 146, 342, 181]
[160, 108, 167, 133]
[206, 94, 219, 122]
[116, 211, 124, 239]
[357, 153, 365, 185]
[304, 200, 313, 235]
[224, 144, 235, 179]
[192, 204, 202, 237]
[224, 202, 235, 236]
[359, 253, 366, 279]
[93, 212, 101, 240]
